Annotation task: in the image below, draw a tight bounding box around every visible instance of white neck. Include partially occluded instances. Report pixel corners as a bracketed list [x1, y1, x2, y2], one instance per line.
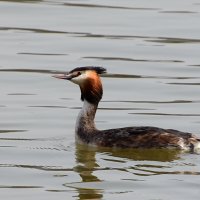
[75, 100, 98, 138]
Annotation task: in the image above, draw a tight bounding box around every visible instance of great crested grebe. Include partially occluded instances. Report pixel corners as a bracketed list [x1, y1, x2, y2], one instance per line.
[53, 66, 200, 152]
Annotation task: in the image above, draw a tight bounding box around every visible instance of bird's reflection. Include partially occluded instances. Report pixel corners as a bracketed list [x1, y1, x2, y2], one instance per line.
[74, 144, 103, 200]
[103, 148, 181, 162]
[74, 143, 182, 199]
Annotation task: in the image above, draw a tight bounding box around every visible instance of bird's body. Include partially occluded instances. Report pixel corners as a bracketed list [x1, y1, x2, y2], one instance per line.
[53, 66, 200, 152]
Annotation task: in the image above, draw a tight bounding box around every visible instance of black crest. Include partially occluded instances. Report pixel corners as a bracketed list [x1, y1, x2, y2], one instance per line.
[70, 66, 106, 74]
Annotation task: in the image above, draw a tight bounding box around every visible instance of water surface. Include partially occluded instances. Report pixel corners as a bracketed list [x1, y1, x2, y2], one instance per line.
[0, 0, 200, 199]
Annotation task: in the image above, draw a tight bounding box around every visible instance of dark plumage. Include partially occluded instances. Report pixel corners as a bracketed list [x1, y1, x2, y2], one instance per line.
[78, 126, 198, 150]
[53, 66, 200, 152]
[70, 66, 106, 74]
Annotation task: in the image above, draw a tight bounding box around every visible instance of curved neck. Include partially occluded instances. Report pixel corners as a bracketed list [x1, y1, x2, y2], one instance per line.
[75, 100, 98, 139]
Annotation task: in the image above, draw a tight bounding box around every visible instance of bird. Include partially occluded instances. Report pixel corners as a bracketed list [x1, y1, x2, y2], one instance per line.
[53, 66, 200, 152]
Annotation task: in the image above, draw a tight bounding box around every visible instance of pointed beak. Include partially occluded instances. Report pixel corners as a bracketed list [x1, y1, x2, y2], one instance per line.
[52, 73, 72, 80]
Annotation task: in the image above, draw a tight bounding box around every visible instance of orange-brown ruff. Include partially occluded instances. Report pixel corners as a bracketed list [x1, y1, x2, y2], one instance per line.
[79, 70, 103, 104]
[53, 66, 200, 152]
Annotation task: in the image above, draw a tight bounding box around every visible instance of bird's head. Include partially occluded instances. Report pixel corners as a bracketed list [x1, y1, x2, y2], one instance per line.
[53, 66, 106, 104]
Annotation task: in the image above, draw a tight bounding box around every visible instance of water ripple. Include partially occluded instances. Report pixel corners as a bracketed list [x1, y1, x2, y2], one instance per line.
[0, 185, 43, 189]
[104, 100, 196, 104]
[63, 2, 160, 11]
[1, 68, 199, 80]
[1, 26, 200, 44]
[0, 130, 27, 134]
[83, 56, 183, 63]
[0, 164, 73, 172]
[130, 166, 200, 176]
[160, 10, 198, 14]
[18, 52, 68, 56]
[130, 112, 200, 117]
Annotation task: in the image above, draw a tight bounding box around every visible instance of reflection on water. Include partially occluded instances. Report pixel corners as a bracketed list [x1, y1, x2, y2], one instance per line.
[73, 144, 103, 200]
[74, 144, 174, 199]
[98, 147, 181, 162]
[70, 143, 199, 200]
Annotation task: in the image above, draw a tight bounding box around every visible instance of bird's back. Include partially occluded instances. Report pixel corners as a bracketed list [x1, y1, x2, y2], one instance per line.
[86, 126, 200, 151]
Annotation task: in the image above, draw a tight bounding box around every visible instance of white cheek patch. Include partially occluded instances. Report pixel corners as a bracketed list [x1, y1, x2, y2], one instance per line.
[71, 73, 88, 85]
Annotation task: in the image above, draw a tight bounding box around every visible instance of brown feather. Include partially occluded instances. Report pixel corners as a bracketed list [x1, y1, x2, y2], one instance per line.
[80, 71, 103, 104]
[55, 66, 200, 152]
